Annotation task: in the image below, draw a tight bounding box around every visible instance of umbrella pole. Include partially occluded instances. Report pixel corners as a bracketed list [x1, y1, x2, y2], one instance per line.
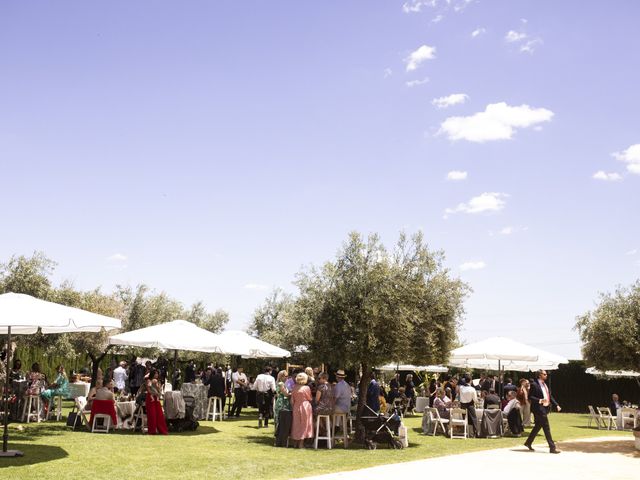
[172, 349, 178, 389]
[1, 326, 23, 457]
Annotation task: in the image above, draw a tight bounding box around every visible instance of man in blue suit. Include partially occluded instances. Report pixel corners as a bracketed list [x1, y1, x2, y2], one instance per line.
[524, 370, 562, 453]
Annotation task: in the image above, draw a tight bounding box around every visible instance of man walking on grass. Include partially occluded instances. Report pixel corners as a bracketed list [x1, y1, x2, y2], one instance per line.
[525, 369, 561, 454]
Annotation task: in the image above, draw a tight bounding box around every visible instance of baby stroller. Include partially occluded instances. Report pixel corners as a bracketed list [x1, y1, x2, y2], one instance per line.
[165, 393, 199, 432]
[360, 404, 404, 450]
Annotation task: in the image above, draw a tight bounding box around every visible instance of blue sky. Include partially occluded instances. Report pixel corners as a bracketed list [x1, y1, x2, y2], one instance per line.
[1, 1, 639, 359]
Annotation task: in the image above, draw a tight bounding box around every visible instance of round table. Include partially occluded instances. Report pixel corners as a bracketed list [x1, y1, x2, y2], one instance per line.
[116, 401, 137, 429]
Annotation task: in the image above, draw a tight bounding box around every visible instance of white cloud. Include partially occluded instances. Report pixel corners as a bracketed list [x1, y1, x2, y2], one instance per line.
[383, 68, 393, 78]
[626, 249, 638, 256]
[520, 38, 543, 53]
[432, 93, 468, 109]
[432, 14, 444, 23]
[613, 144, 640, 174]
[405, 45, 436, 72]
[444, 192, 508, 218]
[406, 77, 429, 87]
[244, 283, 268, 290]
[460, 261, 486, 271]
[505, 30, 527, 43]
[471, 27, 486, 38]
[592, 171, 622, 181]
[439, 102, 554, 142]
[446, 170, 468, 181]
[106, 253, 127, 262]
[499, 226, 513, 235]
[402, 0, 437, 13]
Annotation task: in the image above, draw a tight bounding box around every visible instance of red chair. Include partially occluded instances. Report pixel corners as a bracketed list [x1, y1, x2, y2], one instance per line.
[90, 399, 118, 427]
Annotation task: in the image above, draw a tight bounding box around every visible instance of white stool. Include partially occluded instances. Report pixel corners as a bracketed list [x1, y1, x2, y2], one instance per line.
[314, 414, 332, 449]
[23, 395, 43, 423]
[206, 396, 224, 421]
[92, 414, 112, 433]
[46, 395, 63, 421]
[331, 413, 349, 448]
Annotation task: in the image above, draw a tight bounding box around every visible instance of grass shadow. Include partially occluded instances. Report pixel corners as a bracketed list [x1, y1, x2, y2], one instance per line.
[0, 443, 68, 467]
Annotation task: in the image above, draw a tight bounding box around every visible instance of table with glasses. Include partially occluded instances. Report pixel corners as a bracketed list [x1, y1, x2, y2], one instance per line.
[180, 382, 208, 420]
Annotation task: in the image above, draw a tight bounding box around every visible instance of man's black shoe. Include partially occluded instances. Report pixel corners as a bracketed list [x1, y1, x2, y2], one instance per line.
[550, 449, 561, 454]
[524, 442, 534, 451]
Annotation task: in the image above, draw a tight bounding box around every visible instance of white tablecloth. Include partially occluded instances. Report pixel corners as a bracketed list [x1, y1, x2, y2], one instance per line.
[415, 397, 429, 413]
[68, 382, 91, 399]
[116, 401, 136, 429]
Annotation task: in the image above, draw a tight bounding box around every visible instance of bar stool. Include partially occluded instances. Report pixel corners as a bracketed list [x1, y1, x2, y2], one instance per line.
[314, 414, 332, 449]
[331, 413, 349, 448]
[46, 395, 63, 421]
[22, 395, 43, 423]
[92, 414, 112, 433]
[206, 396, 224, 421]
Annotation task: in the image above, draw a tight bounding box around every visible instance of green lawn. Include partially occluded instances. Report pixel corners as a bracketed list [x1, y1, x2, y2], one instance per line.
[0, 405, 626, 480]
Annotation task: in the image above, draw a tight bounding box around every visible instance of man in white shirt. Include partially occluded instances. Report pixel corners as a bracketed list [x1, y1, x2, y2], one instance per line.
[254, 366, 276, 427]
[112, 361, 128, 393]
[230, 367, 248, 417]
[458, 375, 479, 437]
[503, 390, 523, 436]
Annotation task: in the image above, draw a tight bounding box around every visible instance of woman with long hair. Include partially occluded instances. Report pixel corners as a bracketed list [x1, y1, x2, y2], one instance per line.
[145, 369, 168, 435]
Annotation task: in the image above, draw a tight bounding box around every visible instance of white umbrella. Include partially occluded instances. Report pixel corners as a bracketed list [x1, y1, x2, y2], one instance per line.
[0, 292, 121, 334]
[108, 320, 240, 354]
[585, 367, 640, 378]
[214, 330, 290, 358]
[378, 363, 448, 373]
[448, 337, 568, 372]
[0, 292, 122, 457]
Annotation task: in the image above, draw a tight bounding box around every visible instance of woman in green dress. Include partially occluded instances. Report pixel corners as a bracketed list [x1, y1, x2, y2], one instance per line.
[41, 364, 70, 408]
[273, 369, 291, 429]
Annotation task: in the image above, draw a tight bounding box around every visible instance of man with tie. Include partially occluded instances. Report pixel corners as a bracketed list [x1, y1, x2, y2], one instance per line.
[525, 369, 561, 453]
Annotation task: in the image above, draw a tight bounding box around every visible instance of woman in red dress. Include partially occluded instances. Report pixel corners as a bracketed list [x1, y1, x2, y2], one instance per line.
[145, 369, 168, 435]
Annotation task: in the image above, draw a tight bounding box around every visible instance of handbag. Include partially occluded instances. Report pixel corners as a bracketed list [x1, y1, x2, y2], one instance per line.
[66, 412, 82, 429]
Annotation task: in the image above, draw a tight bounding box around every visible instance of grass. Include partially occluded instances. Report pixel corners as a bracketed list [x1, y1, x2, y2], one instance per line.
[0, 404, 627, 480]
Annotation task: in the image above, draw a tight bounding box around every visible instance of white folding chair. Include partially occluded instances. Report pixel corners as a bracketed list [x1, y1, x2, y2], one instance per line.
[427, 408, 449, 436]
[587, 405, 602, 429]
[620, 407, 636, 430]
[597, 406, 617, 430]
[449, 408, 468, 439]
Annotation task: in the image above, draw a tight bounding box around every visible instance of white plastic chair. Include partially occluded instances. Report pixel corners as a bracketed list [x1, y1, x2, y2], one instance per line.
[91, 414, 112, 433]
[449, 408, 468, 439]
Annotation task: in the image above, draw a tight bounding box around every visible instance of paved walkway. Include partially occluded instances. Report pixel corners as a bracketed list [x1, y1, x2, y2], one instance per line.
[302, 436, 639, 480]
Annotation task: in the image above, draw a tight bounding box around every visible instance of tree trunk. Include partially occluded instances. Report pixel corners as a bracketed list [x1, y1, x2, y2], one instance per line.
[88, 349, 109, 389]
[355, 362, 371, 443]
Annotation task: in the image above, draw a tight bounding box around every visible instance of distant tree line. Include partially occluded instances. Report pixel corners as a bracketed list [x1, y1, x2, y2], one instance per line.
[0, 252, 228, 386]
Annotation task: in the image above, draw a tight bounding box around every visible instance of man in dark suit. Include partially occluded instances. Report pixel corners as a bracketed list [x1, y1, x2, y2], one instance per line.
[525, 369, 561, 453]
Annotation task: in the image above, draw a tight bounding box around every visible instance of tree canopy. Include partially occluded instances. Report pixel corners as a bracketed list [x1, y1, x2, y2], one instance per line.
[250, 231, 469, 430]
[1, 252, 229, 382]
[576, 280, 640, 372]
